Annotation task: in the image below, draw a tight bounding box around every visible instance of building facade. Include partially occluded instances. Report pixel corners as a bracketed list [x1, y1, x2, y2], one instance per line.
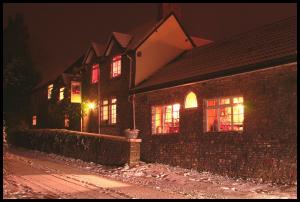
[29, 5, 297, 182]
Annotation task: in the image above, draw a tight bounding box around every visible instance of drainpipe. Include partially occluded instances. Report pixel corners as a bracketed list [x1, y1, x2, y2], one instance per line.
[125, 54, 136, 130]
[98, 63, 101, 134]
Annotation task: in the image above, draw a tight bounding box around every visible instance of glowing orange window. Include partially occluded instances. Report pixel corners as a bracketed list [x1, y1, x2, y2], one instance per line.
[32, 115, 37, 126]
[151, 104, 180, 134]
[91, 64, 99, 84]
[111, 55, 121, 78]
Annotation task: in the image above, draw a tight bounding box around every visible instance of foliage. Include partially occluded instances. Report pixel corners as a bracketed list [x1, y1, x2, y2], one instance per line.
[8, 129, 132, 166]
[3, 13, 40, 130]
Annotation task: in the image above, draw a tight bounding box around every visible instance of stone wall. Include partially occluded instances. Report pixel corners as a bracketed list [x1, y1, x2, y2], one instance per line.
[9, 129, 141, 166]
[135, 63, 297, 184]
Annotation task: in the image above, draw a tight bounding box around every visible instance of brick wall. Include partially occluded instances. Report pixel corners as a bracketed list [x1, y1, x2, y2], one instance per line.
[135, 63, 297, 184]
[81, 47, 134, 136]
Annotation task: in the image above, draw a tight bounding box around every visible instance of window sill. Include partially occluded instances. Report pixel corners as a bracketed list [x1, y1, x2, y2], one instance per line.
[151, 132, 180, 136]
[205, 131, 243, 134]
[100, 123, 117, 127]
[110, 75, 121, 80]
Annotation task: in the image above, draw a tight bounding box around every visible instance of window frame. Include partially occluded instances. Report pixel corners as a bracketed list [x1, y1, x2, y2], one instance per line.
[204, 96, 244, 133]
[109, 97, 117, 125]
[91, 64, 99, 84]
[184, 91, 198, 109]
[32, 115, 37, 126]
[59, 87, 65, 101]
[110, 55, 122, 78]
[100, 99, 109, 123]
[151, 103, 181, 135]
[48, 84, 53, 99]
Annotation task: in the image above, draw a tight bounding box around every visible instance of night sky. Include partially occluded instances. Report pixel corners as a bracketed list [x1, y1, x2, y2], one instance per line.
[3, 3, 297, 83]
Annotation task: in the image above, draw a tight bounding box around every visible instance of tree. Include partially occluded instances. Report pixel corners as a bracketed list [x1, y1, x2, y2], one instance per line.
[3, 13, 40, 131]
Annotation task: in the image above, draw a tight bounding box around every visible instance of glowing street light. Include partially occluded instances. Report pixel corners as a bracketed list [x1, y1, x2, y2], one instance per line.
[87, 102, 96, 110]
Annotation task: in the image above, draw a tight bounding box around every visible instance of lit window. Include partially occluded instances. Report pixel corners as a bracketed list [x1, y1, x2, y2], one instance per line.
[110, 98, 117, 124]
[111, 55, 121, 78]
[184, 92, 198, 109]
[151, 104, 180, 134]
[48, 84, 53, 99]
[101, 99, 109, 122]
[59, 87, 65, 101]
[91, 64, 99, 84]
[64, 115, 69, 128]
[32, 115, 37, 126]
[205, 96, 244, 132]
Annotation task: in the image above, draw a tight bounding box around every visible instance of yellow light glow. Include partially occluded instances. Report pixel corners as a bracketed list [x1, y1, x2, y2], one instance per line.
[185, 92, 197, 109]
[88, 102, 96, 110]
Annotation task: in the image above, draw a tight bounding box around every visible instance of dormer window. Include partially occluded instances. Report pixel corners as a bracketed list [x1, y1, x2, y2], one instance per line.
[111, 55, 121, 78]
[59, 87, 65, 101]
[91, 64, 99, 84]
[48, 84, 53, 99]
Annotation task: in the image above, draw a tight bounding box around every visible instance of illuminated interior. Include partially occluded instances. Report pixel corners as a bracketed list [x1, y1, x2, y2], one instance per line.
[152, 103, 180, 134]
[110, 98, 117, 124]
[91, 64, 99, 84]
[48, 84, 53, 99]
[184, 92, 198, 109]
[111, 55, 121, 78]
[32, 115, 37, 126]
[101, 99, 109, 121]
[206, 96, 244, 132]
[71, 81, 81, 103]
[59, 87, 65, 101]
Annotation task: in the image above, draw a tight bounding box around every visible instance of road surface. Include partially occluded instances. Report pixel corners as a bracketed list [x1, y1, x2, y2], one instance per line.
[4, 147, 186, 199]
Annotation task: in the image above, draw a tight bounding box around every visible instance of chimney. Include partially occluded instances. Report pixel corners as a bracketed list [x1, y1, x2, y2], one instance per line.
[157, 3, 183, 22]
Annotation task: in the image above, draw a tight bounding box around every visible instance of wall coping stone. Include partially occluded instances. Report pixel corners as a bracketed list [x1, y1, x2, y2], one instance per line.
[27, 129, 142, 143]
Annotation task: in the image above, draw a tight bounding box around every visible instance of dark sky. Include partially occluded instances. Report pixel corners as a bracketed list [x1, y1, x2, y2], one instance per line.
[3, 3, 297, 82]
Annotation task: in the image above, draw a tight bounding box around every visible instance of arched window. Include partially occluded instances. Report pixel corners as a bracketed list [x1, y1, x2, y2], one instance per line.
[184, 92, 198, 109]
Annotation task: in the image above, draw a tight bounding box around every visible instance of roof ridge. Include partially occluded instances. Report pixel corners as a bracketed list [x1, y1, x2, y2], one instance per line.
[181, 15, 296, 58]
[203, 15, 296, 49]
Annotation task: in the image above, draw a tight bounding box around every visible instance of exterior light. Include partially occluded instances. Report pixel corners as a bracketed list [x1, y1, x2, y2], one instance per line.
[88, 102, 96, 110]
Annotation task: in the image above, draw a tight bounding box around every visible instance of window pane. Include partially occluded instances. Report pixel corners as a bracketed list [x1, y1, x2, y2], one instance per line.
[233, 97, 243, 104]
[110, 104, 117, 124]
[32, 115, 37, 126]
[205, 96, 244, 132]
[103, 106, 108, 120]
[48, 84, 53, 99]
[111, 55, 121, 78]
[185, 92, 198, 108]
[220, 106, 232, 131]
[151, 104, 180, 134]
[59, 87, 65, 101]
[233, 104, 244, 131]
[220, 98, 230, 105]
[91, 64, 99, 84]
[207, 99, 217, 107]
[103, 100, 108, 105]
[207, 109, 218, 132]
[155, 107, 162, 134]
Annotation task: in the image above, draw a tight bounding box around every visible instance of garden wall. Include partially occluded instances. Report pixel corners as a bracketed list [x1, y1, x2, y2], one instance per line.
[8, 129, 141, 166]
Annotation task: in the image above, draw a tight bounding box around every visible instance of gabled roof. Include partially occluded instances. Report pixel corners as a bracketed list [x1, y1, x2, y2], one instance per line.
[33, 55, 84, 91]
[133, 16, 297, 93]
[103, 13, 205, 54]
[112, 32, 132, 48]
[83, 42, 105, 64]
[91, 42, 105, 57]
